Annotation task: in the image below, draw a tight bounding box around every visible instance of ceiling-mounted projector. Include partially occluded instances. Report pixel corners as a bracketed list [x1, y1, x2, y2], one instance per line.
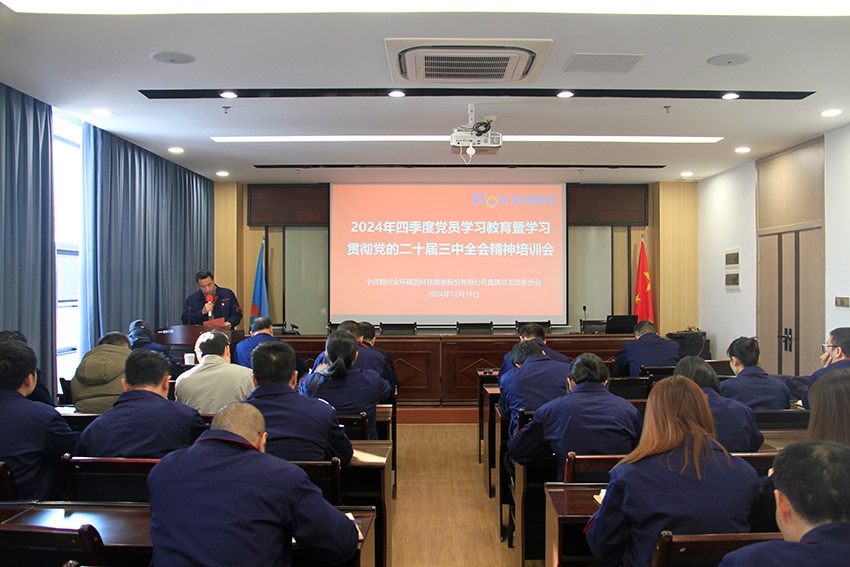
[450, 130, 503, 154]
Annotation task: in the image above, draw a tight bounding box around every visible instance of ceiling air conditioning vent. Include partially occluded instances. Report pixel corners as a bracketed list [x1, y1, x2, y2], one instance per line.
[387, 39, 552, 84]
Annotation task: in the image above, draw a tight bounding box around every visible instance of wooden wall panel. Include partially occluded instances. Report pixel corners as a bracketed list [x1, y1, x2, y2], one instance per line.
[656, 181, 699, 335]
[757, 137, 824, 235]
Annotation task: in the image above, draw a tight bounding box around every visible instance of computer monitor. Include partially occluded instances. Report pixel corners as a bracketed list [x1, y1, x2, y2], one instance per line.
[605, 315, 638, 334]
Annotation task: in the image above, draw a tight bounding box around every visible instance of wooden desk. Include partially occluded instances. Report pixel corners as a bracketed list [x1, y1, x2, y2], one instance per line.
[544, 482, 604, 565]
[375, 403, 397, 497]
[348, 441, 393, 567]
[514, 456, 560, 565]
[478, 368, 500, 463]
[55, 405, 99, 431]
[284, 334, 632, 404]
[761, 429, 808, 450]
[482, 386, 500, 498]
[0, 502, 375, 567]
[495, 404, 511, 540]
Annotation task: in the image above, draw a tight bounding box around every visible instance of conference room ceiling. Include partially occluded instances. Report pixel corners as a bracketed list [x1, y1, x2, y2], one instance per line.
[1, 6, 849, 186]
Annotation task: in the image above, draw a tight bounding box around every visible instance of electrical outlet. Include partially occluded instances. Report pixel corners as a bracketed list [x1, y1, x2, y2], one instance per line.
[836, 296, 850, 308]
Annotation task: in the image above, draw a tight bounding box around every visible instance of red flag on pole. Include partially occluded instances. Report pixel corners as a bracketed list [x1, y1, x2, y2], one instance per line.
[634, 240, 655, 324]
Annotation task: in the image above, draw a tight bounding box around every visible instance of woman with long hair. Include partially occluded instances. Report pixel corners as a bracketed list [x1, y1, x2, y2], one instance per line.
[806, 369, 850, 445]
[586, 376, 759, 567]
[299, 330, 391, 439]
[674, 356, 763, 452]
[721, 336, 790, 410]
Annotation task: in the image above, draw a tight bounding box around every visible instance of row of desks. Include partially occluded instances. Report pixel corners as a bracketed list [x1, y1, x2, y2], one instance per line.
[52, 405, 396, 567]
[0, 501, 377, 567]
[479, 373, 808, 566]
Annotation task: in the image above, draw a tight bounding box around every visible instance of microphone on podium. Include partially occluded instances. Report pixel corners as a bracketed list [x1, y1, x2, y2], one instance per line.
[205, 294, 214, 320]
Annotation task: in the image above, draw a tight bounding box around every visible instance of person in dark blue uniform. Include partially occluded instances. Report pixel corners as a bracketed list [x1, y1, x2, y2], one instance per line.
[585, 376, 759, 567]
[499, 341, 571, 437]
[148, 402, 358, 567]
[719, 440, 850, 567]
[508, 352, 641, 471]
[0, 330, 53, 405]
[675, 356, 764, 452]
[233, 316, 308, 376]
[720, 337, 790, 410]
[127, 319, 180, 377]
[499, 323, 570, 389]
[0, 341, 78, 499]
[300, 330, 392, 439]
[802, 327, 850, 408]
[181, 269, 243, 329]
[359, 321, 400, 389]
[75, 350, 207, 457]
[312, 321, 398, 391]
[247, 340, 352, 464]
[613, 320, 684, 377]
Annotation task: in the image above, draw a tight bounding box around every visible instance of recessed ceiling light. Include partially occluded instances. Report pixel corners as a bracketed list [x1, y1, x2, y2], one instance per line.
[90, 108, 113, 117]
[820, 108, 843, 117]
[556, 91, 575, 98]
[216, 171, 230, 177]
[387, 90, 406, 98]
[219, 91, 238, 99]
[735, 146, 751, 154]
[148, 51, 196, 65]
[721, 93, 740, 100]
[680, 171, 694, 177]
[706, 53, 751, 66]
[168, 147, 184, 154]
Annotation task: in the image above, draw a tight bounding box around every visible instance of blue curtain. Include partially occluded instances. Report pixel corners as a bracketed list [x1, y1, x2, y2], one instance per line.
[81, 125, 213, 352]
[0, 83, 56, 394]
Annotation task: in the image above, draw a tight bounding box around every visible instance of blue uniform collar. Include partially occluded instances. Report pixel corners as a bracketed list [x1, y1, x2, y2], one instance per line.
[248, 382, 295, 399]
[737, 366, 769, 378]
[801, 522, 850, 543]
[196, 429, 261, 452]
[0, 389, 26, 400]
[115, 389, 165, 405]
[570, 382, 609, 394]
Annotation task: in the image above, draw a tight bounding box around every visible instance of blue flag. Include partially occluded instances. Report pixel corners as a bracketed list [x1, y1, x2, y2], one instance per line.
[250, 240, 269, 322]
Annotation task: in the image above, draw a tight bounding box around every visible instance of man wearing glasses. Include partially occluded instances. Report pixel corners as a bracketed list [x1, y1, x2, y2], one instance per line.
[802, 327, 850, 408]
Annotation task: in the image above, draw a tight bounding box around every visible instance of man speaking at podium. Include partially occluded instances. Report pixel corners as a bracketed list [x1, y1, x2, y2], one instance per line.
[182, 270, 243, 330]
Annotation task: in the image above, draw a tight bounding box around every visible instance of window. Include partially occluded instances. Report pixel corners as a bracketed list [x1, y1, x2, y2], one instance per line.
[53, 110, 83, 381]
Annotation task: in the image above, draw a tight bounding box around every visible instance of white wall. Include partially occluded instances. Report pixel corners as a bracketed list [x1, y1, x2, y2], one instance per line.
[697, 162, 758, 358]
[824, 124, 850, 332]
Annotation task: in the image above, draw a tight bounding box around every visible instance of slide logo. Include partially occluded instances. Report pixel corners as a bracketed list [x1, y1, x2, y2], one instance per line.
[472, 191, 557, 208]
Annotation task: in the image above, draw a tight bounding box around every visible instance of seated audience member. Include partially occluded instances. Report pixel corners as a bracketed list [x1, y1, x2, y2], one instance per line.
[721, 337, 790, 410]
[802, 327, 850, 408]
[71, 331, 131, 413]
[175, 331, 254, 414]
[508, 352, 642, 471]
[719, 440, 850, 566]
[0, 330, 53, 405]
[300, 330, 392, 439]
[358, 321, 399, 389]
[499, 341, 571, 437]
[0, 341, 78, 499]
[312, 320, 398, 390]
[675, 356, 764, 452]
[586, 376, 759, 567]
[75, 350, 207, 457]
[613, 320, 684, 377]
[806, 369, 850, 445]
[247, 341, 353, 464]
[499, 323, 570, 388]
[233, 316, 308, 376]
[148, 402, 358, 567]
[127, 319, 179, 377]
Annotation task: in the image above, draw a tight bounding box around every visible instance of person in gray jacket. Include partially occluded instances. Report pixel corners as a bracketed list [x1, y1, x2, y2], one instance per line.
[71, 332, 131, 413]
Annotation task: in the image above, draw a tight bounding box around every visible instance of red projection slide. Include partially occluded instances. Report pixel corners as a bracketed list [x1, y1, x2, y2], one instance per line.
[329, 183, 566, 326]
